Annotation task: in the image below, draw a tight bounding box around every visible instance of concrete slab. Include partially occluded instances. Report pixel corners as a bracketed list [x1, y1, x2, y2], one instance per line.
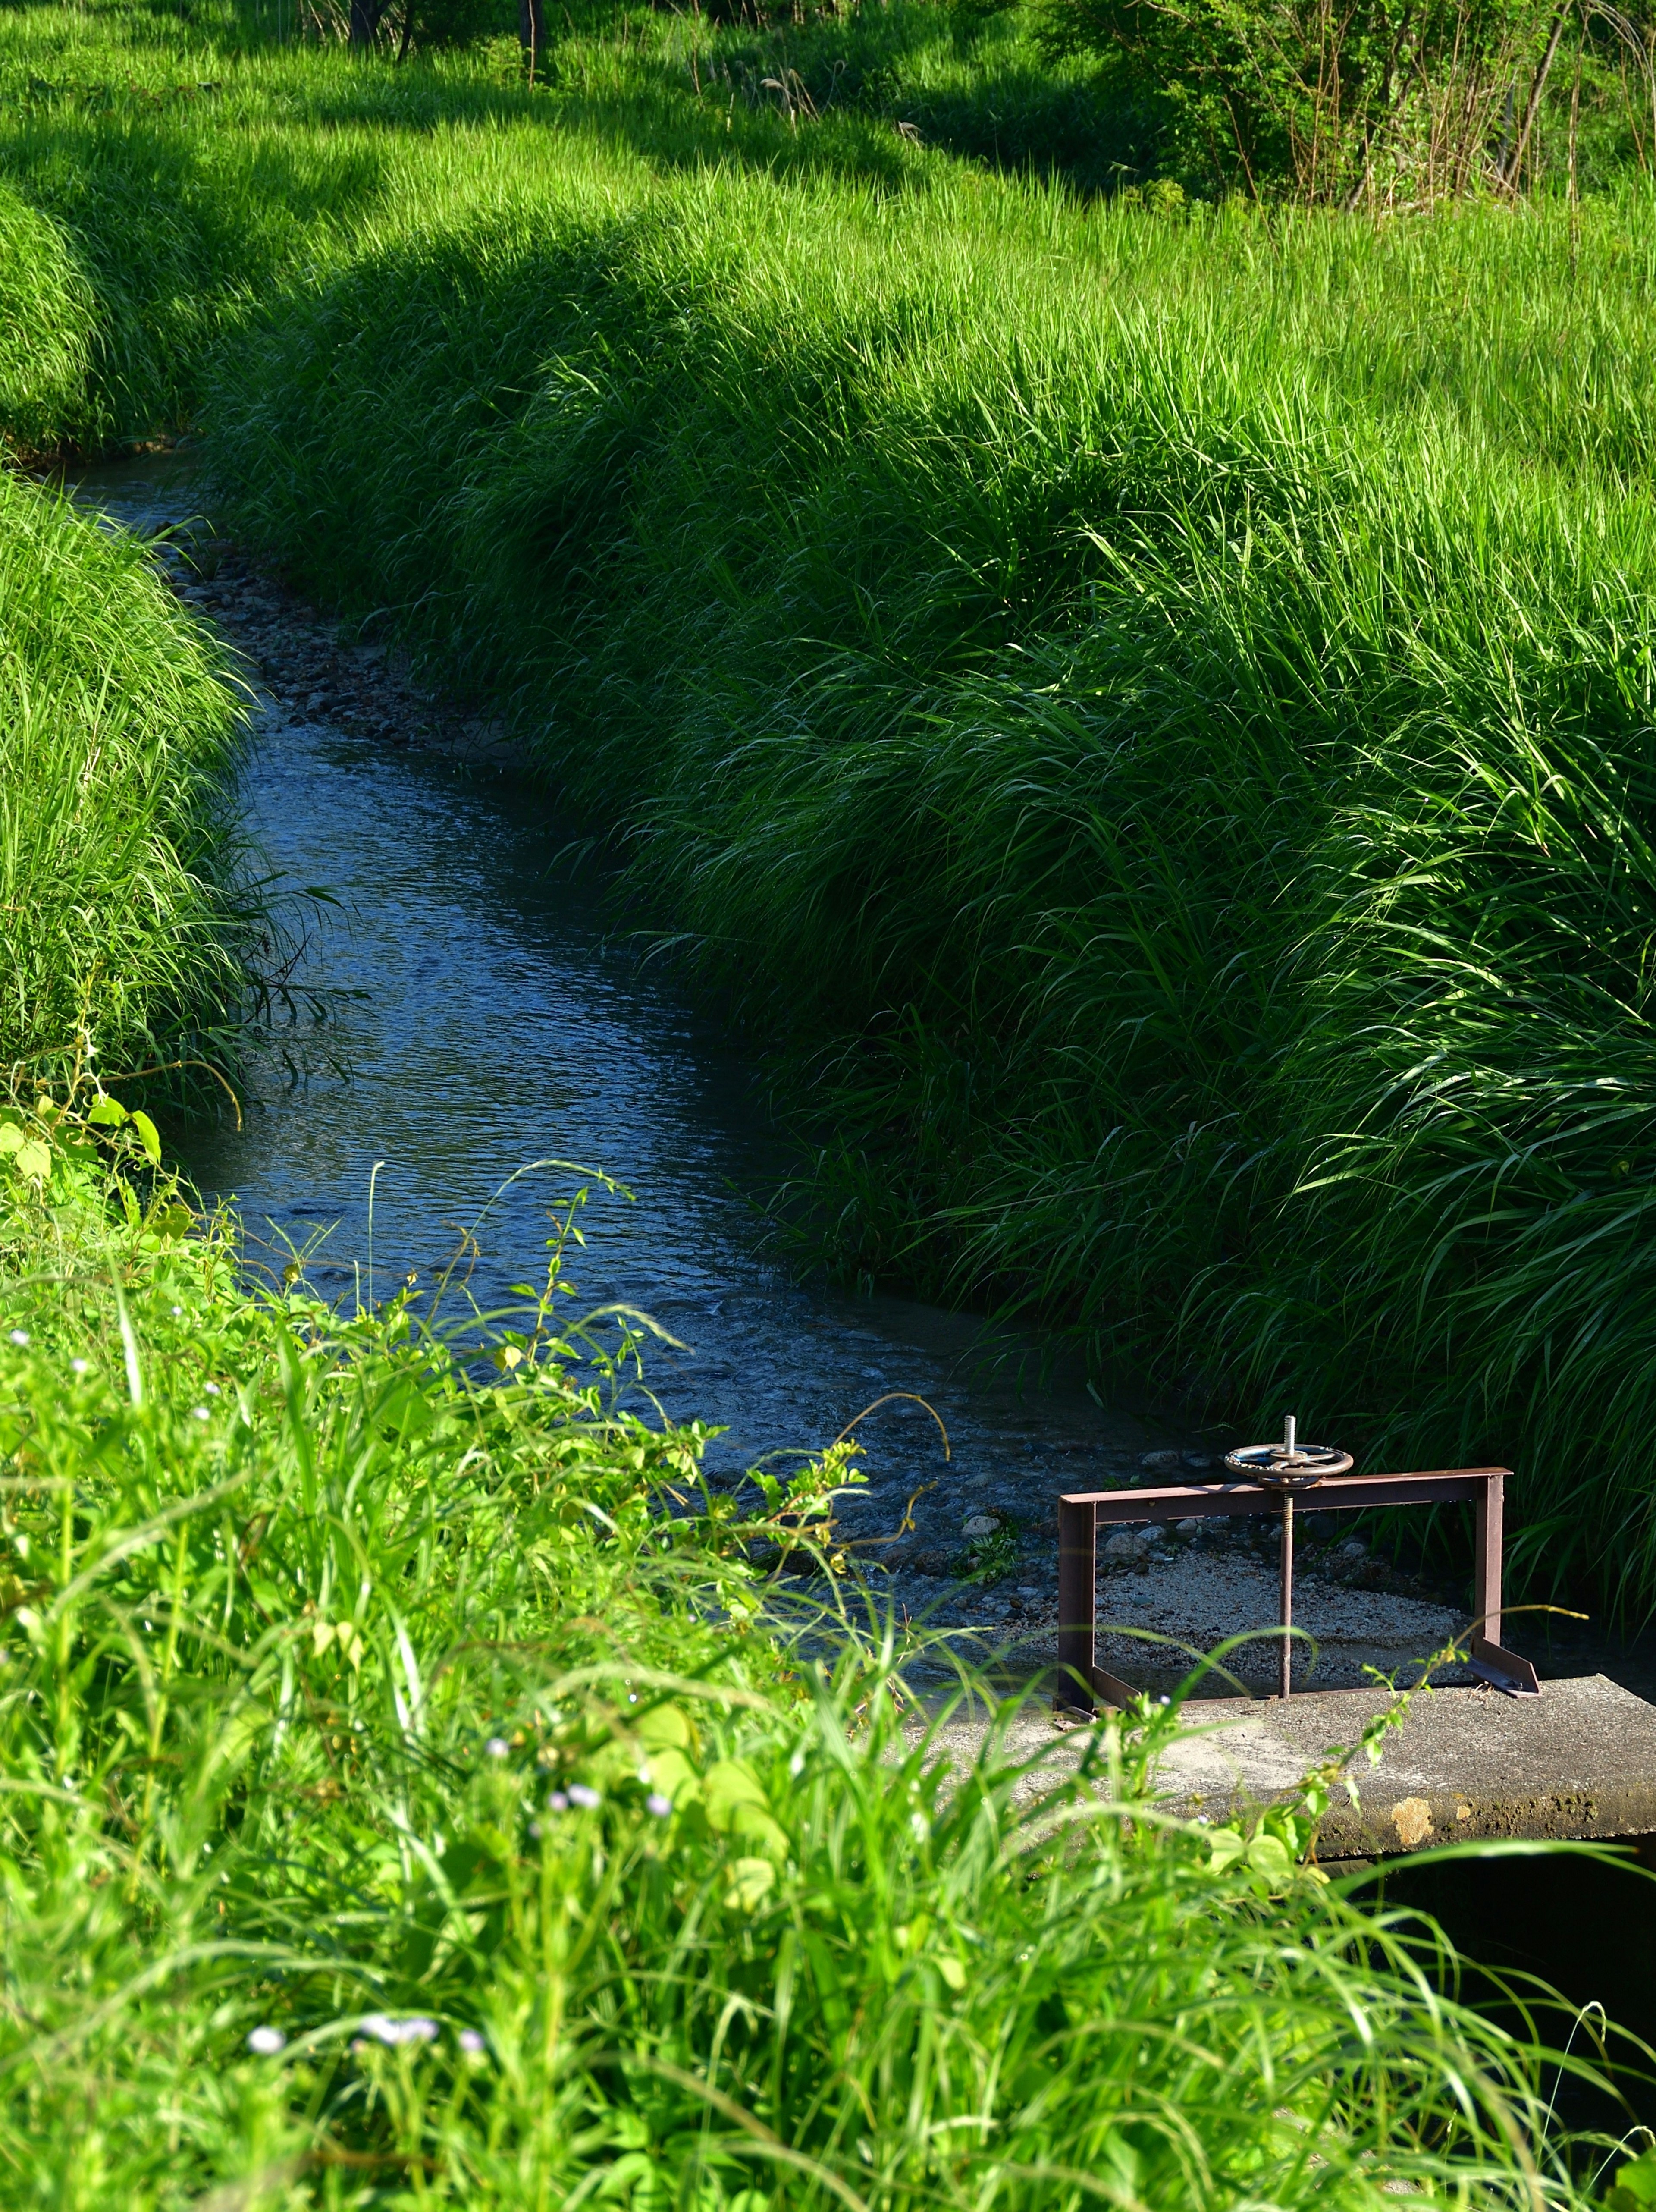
[922, 1673, 1656, 1857]
[1161, 1674, 1656, 1856]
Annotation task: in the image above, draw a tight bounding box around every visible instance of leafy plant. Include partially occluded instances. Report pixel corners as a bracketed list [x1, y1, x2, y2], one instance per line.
[1036, 0, 1583, 198]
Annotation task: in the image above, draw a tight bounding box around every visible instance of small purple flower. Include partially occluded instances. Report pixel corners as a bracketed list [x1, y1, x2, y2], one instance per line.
[547, 1791, 569, 1813]
[246, 2026, 286, 2056]
[646, 1792, 672, 1818]
[484, 1736, 510, 1758]
[458, 2028, 487, 2055]
[567, 1783, 601, 1810]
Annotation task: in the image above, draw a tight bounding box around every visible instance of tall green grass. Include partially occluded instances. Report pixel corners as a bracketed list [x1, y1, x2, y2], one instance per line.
[10, 1, 1656, 1603]
[0, 469, 247, 1085]
[0, 1098, 1631, 2206]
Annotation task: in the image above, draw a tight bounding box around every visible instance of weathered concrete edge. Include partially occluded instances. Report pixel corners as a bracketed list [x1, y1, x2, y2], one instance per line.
[1167, 1780, 1656, 1858]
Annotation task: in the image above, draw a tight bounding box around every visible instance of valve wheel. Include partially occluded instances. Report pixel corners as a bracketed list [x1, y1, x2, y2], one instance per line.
[1223, 1441, 1353, 1492]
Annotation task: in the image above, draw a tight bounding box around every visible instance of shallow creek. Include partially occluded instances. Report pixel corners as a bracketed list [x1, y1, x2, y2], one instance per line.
[69, 450, 1172, 1619]
[64, 451, 1628, 1674]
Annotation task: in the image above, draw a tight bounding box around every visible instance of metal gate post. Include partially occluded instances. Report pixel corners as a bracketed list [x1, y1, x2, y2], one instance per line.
[1057, 1496, 1096, 1711]
[1474, 1470, 1503, 1647]
[1054, 1458, 1540, 1707]
[1469, 1470, 1540, 1694]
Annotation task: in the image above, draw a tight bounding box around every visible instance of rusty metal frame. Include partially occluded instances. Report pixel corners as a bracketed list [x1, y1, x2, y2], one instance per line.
[1056, 1466, 1540, 1712]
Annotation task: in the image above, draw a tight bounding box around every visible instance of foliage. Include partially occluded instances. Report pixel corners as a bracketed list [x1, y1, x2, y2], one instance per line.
[188, 158, 1656, 1609]
[1035, 0, 1587, 199]
[16, 6, 1656, 1619]
[0, 179, 91, 456]
[0, 1099, 1631, 2204]
[1609, 2145, 1656, 2212]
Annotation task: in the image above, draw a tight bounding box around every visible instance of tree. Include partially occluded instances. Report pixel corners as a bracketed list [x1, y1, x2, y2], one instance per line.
[1038, 0, 1584, 197]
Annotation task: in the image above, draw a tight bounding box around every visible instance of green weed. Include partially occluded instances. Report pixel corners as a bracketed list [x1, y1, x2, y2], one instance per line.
[0, 1104, 1631, 2205]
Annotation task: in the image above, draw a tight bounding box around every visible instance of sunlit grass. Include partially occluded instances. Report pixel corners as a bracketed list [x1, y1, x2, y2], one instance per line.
[0, 1115, 1630, 2205]
[0, 470, 247, 1085]
[11, 0, 1656, 1609]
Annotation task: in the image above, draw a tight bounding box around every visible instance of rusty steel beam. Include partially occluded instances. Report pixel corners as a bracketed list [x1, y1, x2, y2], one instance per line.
[1058, 1468, 1509, 1521]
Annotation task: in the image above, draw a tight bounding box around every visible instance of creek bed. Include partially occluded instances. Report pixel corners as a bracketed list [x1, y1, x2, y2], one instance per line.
[68, 452, 1167, 1590]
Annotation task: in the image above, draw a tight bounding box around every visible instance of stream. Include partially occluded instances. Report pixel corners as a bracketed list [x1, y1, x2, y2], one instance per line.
[69, 450, 1160, 1576]
[67, 452, 1656, 2089]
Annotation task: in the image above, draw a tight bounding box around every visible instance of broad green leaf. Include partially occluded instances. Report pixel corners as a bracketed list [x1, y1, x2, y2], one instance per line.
[131, 1110, 162, 1166]
[724, 1857, 775, 1912]
[1207, 1828, 1247, 1873]
[1609, 2150, 1656, 2203]
[1246, 1832, 1295, 1881]
[703, 1757, 769, 1826]
[637, 1701, 694, 1751]
[645, 1747, 697, 1804]
[1609, 2149, 1656, 2210]
[704, 1757, 787, 1854]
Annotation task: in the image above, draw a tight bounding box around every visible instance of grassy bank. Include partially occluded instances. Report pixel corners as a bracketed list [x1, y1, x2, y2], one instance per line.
[0, 1091, 1634, 2206]
[204, 169, 1656, 1606]
[0, 466, 247, 1087]
[8, 15, 1656, 2190]
[9, 0, 1656, 1611]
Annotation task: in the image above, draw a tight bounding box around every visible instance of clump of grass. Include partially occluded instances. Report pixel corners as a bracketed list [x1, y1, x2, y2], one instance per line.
[0, 1103, 1633, 2204]
[0, 178, 91, 456]
[0, 468, 248, 1084]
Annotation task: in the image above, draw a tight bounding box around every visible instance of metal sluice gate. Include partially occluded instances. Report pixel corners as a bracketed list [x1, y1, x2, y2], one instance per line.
[1056, 1418, 1541, 1710]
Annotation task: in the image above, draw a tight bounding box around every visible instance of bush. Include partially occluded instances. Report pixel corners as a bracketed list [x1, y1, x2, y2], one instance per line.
[1035, 0, 1587, 199]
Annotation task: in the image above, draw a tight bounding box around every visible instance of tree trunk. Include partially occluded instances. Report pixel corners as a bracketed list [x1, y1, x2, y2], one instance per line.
[349, 0, 378, 44]
[1501, 0, 1572, 189]
[519, 0, 545, 75]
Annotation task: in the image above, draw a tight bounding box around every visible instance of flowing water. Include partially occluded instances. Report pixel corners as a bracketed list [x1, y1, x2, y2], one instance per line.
[69, 450, 1159, 1542]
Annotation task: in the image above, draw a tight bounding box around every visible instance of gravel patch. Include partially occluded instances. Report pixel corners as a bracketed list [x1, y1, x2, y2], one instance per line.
[1087, 1552, 1474, 1691]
